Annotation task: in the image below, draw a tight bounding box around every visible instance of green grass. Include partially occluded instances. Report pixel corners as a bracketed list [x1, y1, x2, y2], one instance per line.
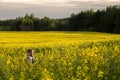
[0, 31, 120, 80]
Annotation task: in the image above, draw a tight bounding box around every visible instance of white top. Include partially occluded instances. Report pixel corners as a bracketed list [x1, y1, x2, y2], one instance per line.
[27, 56, 35, 63]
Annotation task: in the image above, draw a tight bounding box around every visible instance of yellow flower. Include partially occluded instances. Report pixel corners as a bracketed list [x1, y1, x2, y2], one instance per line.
[98, 71, 104, 78]
[7, 59, 11, 64]
[9, 76, 14, 80]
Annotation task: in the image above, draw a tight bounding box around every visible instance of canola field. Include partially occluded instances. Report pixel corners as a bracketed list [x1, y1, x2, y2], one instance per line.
[0, 31, 120, 80]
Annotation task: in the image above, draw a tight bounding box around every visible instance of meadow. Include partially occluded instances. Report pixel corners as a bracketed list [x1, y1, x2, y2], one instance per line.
[0, 31, 120, 80]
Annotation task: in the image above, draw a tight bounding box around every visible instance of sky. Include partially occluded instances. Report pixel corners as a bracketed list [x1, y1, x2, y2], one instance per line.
[0, 0, 120, 20]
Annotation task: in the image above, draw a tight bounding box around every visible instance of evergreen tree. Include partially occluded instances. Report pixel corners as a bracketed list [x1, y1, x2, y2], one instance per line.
[114, 15, 120, 33]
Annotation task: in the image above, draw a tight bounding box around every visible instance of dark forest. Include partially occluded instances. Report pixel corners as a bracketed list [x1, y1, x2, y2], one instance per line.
[0, 5, 120, 33]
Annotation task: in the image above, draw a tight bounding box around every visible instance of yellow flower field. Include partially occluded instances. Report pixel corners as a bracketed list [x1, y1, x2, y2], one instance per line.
[0, 31, 120, 80]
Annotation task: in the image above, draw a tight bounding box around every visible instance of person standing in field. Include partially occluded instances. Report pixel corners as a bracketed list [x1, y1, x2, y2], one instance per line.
[27, 49, 35, 63]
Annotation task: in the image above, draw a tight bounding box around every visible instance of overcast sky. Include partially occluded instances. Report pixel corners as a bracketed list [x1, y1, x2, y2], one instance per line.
[0, 0, 120, 20]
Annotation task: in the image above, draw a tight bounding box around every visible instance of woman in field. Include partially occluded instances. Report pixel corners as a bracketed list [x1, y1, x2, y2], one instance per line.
[27, 49, 35, 63]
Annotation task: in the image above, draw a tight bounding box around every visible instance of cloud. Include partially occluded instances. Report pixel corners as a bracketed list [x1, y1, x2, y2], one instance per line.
[1, 0, 34, 2]
[0, 0, 68, 4]
[67, 0, 120, 10]
[0, 0, 119, 7]
[0, 0, 120, 20]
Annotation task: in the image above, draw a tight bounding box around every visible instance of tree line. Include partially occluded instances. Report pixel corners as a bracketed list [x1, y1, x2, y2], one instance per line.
[0, 5, 120, 33]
